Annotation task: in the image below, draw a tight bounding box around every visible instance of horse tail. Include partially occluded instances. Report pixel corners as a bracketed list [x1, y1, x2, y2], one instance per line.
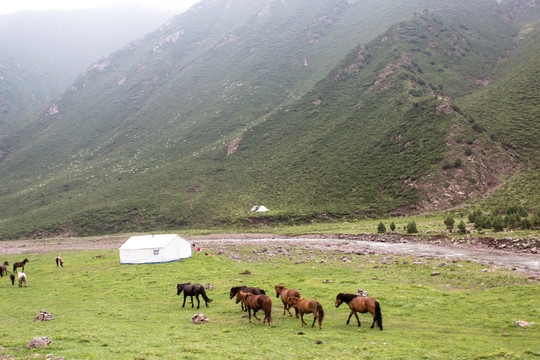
[264, 296, 272, 324]
[318, 303, 325, 322]
[375, 301, 383, 330]
[201, 288, 213, 303]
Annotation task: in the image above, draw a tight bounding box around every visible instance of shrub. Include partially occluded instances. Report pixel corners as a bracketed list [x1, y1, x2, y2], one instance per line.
[464, 147, 472, 156]
[390, 222, 396, 232]
[491, 214, 505, 232]
[377, 222, 386, 234]
[457, 220, 467, 234]
[406, 221, 418, 234]
[444, 215, 455, 232]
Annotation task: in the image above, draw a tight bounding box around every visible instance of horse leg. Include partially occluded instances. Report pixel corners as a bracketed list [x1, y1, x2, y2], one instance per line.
[195, 295, 200, 309]
[311, 313, 317, 328]
[182, 294, 187, 307]
[346, 311, 354, 325]
[247, 308, 252, 322]
[252, 308, 261, 321]
[354, 312, 361, 327]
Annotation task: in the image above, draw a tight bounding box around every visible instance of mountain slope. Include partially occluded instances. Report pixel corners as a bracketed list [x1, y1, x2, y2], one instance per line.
[0, 0, 538, 238]
[0, 7, 179, 130]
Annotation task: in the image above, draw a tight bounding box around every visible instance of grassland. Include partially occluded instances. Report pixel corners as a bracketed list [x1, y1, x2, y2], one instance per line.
[1, 236, 538, 360]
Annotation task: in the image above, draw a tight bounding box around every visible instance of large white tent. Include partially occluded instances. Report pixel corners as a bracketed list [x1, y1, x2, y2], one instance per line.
[119, 234, 192, 264]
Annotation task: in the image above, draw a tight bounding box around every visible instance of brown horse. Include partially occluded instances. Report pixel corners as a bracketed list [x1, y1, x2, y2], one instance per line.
[274, 284, 300, 316]
[13, 258, 29, 272]
[56, 257, 63, 267]
[229, 286, 266, 311]
[287, 296, 325, 330]
[0, 261, 8, 277]
[335, 293, 383, 330]
[235, 290, 272, 325]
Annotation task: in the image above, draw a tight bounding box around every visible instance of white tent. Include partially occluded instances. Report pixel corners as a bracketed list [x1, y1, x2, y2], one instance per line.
[119, 234, 192, 264]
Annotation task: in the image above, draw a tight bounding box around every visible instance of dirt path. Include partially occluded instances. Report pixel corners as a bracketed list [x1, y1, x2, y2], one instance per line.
[1, 233, 538, 276]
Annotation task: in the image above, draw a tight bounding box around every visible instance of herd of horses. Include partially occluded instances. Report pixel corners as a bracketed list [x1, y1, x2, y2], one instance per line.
[1, 258, 30, 287]
[177, 282, 383, 330]
[4, 255, 382, 330]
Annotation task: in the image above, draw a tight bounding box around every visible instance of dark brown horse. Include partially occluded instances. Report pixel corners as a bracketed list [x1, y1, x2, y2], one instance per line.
[235, 290, 272, 325]
[274, 284, 300, 316]
[229, 286, 266, 311]
[177, 283, 213, 309]
[0, 261, 8, 277]
[335, 293, 383, 330]
[56, 257, 63, 267]
[13, 258, 29, 273]
[287, 296, 325, 330]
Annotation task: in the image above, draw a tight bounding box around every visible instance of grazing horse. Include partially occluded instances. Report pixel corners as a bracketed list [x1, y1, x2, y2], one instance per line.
[287, 296, 325, 330]
[274, 284, 300, 316]
[235, 290, 272, 325]
[10, 274, 15, 285]
[56, 257, 63, 267]
[18, 272, 28, 287]
[0, 261, 8, 277]
[229, 286, 266, 311]
[335, 293, 383, 330]
[177, 283, 213, 309]
[13, 258, 29, 272]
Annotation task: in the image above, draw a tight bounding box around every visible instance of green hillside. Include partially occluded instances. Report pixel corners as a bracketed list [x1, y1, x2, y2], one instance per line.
[0, 0, 539, 239]
[0, 8, 177, 131]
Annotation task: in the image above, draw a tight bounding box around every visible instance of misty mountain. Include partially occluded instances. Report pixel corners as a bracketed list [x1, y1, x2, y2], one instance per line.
[0, 7, 180, 130]
[0, 0, 538, 239]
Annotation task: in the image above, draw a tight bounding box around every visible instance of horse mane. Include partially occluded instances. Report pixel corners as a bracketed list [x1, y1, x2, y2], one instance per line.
[337, 293, 358, 303]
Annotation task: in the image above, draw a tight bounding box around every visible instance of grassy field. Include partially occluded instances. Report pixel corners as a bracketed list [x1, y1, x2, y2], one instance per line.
[1, 241, 539, 360]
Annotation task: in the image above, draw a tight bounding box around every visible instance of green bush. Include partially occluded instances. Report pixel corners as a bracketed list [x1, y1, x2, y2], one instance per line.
[377, 221, 387, 234]
[390, 221, 396, 232]
[444, 215, 455, 232]
[458, 220, 467, 233]
[406, 221, 418, 233]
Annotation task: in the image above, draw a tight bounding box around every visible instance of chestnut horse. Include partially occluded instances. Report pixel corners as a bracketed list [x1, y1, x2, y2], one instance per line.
[235, 290, 272, 325]
[0, 261, 8, 277]
[335, 293, 383, 330]
[13, 258, 29, 272]
[274, 285, 300, 316]
[229, 286, 266, 311]
[287, 296, 325, 330]
[177, 283, 213, 309]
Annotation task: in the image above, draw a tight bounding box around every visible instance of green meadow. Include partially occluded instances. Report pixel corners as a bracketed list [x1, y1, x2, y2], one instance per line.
[0, 244, 539, 360]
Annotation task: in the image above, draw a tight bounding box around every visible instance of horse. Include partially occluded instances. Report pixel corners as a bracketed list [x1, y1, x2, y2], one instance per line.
[13, 258, 29, 272]
[235, 290, 272, 325]
[0, 261, 8, 277]
[177, 283, 213, 309]
[18, 272, 28, 287]
[229, 286, 266, 311]
[56, 257, 63, 267]
[274, 284, 300, 316]
[335, 293, 383, 330]
[287, 296, 325, 330]
[10, 274, 15, 285]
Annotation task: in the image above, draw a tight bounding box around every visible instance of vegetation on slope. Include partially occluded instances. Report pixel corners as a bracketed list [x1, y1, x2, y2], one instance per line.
[0, 0, 539, 239]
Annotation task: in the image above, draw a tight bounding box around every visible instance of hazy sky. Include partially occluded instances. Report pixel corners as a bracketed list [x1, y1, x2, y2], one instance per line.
[0, 0, 201, 15]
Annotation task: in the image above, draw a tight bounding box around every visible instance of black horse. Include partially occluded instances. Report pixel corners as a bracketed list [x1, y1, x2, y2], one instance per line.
[177, 283, 213, 309]
[229, 286, 267, 311]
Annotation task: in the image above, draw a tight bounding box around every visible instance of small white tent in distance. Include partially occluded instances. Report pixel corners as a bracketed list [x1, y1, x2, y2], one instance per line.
[119, 234, 192, 264]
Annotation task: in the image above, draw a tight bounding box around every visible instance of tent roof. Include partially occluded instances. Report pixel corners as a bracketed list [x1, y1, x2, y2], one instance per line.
[119, 234, 188, 250]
